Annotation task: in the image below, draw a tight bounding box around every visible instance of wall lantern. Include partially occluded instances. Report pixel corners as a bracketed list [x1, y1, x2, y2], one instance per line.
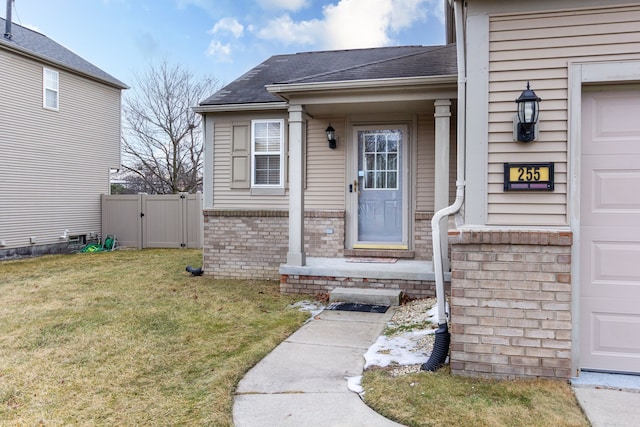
[514, 81, 541, 142]
[326, 124, 337, 149]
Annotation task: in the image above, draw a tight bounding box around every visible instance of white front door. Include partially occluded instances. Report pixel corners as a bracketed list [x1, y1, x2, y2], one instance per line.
[580, 88, 640, 373]
[351, 126, 407, 248]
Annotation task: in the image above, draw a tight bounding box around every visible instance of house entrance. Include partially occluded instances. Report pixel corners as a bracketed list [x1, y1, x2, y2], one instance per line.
[352, 126, 407, 248]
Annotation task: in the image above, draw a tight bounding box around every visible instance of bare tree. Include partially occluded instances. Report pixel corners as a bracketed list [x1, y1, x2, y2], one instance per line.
[121, 61, 218, 194]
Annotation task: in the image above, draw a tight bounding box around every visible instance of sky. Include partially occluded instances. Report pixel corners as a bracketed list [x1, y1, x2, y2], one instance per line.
[3, 0, 446, 90]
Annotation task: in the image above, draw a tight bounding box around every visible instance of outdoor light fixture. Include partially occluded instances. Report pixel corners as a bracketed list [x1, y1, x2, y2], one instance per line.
[326, 124, 337, 149]
[514, 81, 541, 142]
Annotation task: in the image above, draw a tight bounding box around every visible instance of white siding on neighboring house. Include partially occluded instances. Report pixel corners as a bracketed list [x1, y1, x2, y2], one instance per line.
[485, 4, 640, 225]
[0, 50, 122, 250]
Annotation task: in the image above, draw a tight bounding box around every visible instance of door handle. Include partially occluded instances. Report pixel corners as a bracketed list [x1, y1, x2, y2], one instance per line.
[353, 179, 359, 194]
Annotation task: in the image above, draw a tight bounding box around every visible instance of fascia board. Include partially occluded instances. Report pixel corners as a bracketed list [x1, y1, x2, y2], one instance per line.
[192, 102, 289, 113]
[265, 75, 458, 95]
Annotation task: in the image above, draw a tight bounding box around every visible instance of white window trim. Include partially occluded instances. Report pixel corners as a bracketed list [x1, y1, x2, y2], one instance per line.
[43, 67, 59, 111]
[251, 119, 285, 189]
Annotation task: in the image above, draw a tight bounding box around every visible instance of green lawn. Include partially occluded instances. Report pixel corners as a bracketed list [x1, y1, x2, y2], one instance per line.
[0, 249, 308, 426]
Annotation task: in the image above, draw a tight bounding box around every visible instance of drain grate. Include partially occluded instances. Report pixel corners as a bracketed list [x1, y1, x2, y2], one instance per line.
[327, 302, 389, 313]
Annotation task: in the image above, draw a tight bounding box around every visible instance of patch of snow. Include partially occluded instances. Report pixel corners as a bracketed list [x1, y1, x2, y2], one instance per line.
[364, 328, 435, 369]
[426, 304, 439, 323]
[425, 300, 450, 324]
[346, 375, 364, 395]
[290, 300, 325, 319]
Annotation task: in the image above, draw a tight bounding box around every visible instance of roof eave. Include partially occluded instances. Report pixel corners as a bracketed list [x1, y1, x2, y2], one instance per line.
[0, 39, 128, 90]
[266, 74, 458, 95]
[193, 101, 289, 114]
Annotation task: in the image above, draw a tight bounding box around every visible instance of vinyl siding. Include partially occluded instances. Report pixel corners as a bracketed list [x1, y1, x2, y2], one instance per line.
[305, 118, 346, 210]
[210, 113, 346, 210]
[210, 112, 290, 210]
[0, 49, 122, 249]
[416, 113, 435, 211]
[416, 112, 457, 211]
[210, 111, 454, 215]
[486, 4, 640, 225]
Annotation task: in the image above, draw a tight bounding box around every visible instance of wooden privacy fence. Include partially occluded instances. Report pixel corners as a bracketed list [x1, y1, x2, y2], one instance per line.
[101, 193, 203, 249]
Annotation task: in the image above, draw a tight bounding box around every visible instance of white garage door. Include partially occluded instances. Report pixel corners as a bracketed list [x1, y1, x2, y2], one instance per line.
[580, 88, 640, 373]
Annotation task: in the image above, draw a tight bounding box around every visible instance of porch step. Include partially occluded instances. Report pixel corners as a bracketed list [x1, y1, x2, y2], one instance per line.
[329, 287, 402, 307]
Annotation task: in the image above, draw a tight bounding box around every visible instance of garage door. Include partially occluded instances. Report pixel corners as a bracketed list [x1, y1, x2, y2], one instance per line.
[580, 88, 640, 373]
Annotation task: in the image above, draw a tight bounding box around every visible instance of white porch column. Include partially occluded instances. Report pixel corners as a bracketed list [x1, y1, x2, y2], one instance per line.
[287, 104, 306, 266]
[434, 99, 451, 271]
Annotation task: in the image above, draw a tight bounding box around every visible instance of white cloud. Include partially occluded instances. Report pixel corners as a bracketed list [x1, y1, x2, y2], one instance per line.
[206, 40, 232, 61]
[256, 0, 310, 11]
[210, 17, 244, 38]
[256, 0, 442, 50]
[256, 14, 322, 46]
[323, 0, 394, 49]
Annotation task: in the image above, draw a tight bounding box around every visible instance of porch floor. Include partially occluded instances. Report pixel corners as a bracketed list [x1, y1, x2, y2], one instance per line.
[279, 257, 451, 282]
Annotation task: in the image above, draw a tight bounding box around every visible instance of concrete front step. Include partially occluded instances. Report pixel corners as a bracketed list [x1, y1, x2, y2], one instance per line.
[329, 287, 402, 306]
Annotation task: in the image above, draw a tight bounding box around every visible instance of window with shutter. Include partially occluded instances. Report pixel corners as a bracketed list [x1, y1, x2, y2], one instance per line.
[251, 119, 284, 188]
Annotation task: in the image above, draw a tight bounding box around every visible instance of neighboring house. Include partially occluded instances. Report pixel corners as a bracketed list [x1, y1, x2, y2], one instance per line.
[195, 45, 458, 298]
[197, 0, 640, 381]
[0, 16, 126, 259]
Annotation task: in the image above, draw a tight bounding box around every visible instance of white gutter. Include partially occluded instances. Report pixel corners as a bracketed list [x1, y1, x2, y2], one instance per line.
[432, 0, 466, 325]
[266, 74, 457, 95]
[192, 102, 289, 113]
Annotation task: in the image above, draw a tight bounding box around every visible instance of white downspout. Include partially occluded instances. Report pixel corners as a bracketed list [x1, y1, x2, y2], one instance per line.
[432, 0, 466, 325]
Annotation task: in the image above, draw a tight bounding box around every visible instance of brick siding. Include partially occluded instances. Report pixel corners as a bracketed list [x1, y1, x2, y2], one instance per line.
[449, 229, 573, 379]
[203, 210, 344, 280]
[281, 275, 438, 299]
[414, 212, 434, 260]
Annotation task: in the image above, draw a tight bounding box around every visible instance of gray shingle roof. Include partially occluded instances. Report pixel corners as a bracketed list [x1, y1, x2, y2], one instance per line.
[201, 44, 456, 106]
[0, 17, 127, 89]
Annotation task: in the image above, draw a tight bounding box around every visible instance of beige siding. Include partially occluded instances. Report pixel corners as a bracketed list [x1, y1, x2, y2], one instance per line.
[0, 49, 122, 249]
[486, 4, 640, 225]
[209, 113, 347, 210]
[416, 113, 435, 211]
[416, 113, 457, 212]
[210, 112, 289, 210]
[305, 117, 346, 210]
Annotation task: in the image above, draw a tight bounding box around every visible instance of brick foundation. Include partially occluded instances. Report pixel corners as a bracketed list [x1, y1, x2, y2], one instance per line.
[448, 229, 573, 379]
[280, 275, 439, 299]
[413, 212, 434, 260]
[203, 209, 344, 280]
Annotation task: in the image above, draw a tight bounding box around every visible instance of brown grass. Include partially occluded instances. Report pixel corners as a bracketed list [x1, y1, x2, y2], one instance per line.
[0, 249, 308, 426]
[362, 366, 590, 427]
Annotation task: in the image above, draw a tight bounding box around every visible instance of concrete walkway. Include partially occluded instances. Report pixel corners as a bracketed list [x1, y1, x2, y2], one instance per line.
[572, 371, 640, 427]
[233, 308, 403, 427]
[233, 305, 640, 427]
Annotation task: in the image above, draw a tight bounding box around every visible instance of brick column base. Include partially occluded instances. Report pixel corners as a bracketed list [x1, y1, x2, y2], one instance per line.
[449, 229, 573, 380]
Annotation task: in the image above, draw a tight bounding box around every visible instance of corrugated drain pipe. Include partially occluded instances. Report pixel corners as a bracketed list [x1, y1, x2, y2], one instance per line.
[422, 0, 466, 371]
